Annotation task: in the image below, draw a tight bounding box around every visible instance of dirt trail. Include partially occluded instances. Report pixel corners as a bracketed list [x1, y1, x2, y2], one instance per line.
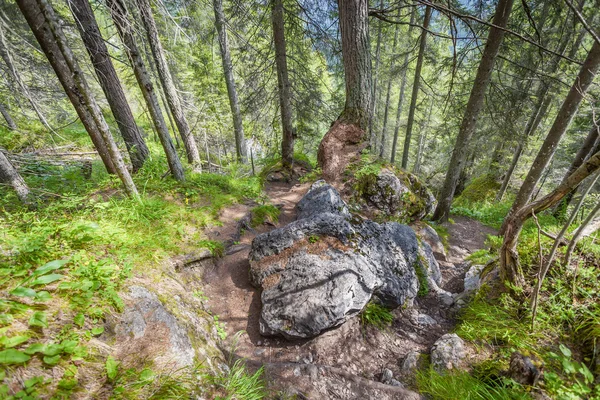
[199, 181, 496, 399]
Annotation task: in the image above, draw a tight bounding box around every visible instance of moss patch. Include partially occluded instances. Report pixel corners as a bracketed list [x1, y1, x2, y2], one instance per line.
[454, 174, 500, 207]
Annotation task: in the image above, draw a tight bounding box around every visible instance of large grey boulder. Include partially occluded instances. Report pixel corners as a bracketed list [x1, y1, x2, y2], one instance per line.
[249, 182, 421, 339]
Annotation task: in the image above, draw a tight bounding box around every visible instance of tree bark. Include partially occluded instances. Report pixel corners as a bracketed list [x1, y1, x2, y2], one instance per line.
[337, 0, 372, 129]
[135, 0, 201, 168]
[401, 6, 431, 169]
[317, 0, 371, 181]
[368, 0, 384, 146]
[271, 0, 295, 169]
[0, 19, 53, 133]
[214, 0, 247, 162]
[21, 0, 139, 198]
[0, 149, 30, 204]
[0, 103, 16, 130]
[107, 0, 185, 181]
[500, 149, 600, 286]
[16, 0, 116, 175]
[378, 14, 400, 159]
[69, 0, 149, 173]
[500, 41, 600, 235]
[390, 5, 416, 164]
[433, 0, 514, 222]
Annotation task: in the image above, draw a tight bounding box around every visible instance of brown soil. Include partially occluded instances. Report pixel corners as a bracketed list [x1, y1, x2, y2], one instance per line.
[438, 215, 498, 294]
[198, 181, 496, 399]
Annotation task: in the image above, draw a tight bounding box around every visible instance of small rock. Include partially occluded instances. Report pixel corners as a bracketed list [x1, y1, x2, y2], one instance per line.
[254, 348, 266, 356]
[417, 313, 437, 326]
[293, 367, 301, 377]
[380, 368, 404, 387]
[306, 364, 319, 381]
[380, 368, 394, 384]
[438, 292, 455, 307]
[402, 351, 420, 373]
[431, 333, 466, 372]
[509, 352, 542, 385]
[389, 378, 404, 387]
[463, 263, 485, 295]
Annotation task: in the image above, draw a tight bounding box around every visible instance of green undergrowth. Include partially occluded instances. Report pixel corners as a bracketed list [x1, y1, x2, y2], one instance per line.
[417, 366, 531, 400]
[360, 302, 393, 330]
[0, 146, 265, 398]
[250, 204, 280, 228]
[203, 359, 266, 400]
[438, 197, 600, 399]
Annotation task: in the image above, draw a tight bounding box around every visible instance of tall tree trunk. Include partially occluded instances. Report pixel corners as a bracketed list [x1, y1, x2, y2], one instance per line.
[143, 38, 181, 149]
[338, 0, 371, 128]
[16, 0, 116, 175]
[413, 98, 433, 174]
[378, 15, 400, 159]
[500, 149, 600, 286]
[495, 16, 575, 203]
[401, 6, 431, 169]
[214, 0, 247, 162]
[433, 0, 514, 222]
[135, 0, 201, 168]
[21, 0, 139, 198]
[69, 0, 149, 173]
[368, 0, 384, 146]
[0, 19, 53, 133]
[271, 0, 295, 169]
[495, 93, 552, 202]
[107, 0, 185, 181]
[553, 123, 600, 219]
[500, 41, 600, 235]
[0, 103, 16, 130]
[0, 149, 30, 204]
[317, 0, 371, 181]
[390, 5, 416, 164]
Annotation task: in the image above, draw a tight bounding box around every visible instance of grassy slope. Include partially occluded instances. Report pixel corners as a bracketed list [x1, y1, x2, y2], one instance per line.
[0, 142, 268, 398]
[417, 184, 600, 400]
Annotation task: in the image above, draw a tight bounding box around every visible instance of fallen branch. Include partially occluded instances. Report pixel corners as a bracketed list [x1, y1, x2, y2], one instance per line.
[539, 229, 569, 246]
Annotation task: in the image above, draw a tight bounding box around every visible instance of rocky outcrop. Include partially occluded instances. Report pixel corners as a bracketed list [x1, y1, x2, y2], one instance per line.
[355, 167, 436, 223]
[106, 280, 224, 373]
[296, 181, 350, 220]
[249, 181, 425, 339]
[431, 333, 466, 372]
[413, 222, 447, 261]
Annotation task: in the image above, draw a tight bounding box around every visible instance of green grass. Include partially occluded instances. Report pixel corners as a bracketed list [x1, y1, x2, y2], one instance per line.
[0, 145, 265, 399]
[250, 204, 280, 228]
[360, 302, 394, 330]
[203, 359, 266, 400]
[417, 367, 531, 400]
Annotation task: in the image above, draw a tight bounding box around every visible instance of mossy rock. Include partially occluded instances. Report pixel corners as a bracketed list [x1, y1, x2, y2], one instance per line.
[454, 174, 500, 206]
[353, 165, 436, 223]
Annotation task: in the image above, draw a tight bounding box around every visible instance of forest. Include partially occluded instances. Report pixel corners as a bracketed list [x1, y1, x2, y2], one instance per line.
[0, 0, 599, 398]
